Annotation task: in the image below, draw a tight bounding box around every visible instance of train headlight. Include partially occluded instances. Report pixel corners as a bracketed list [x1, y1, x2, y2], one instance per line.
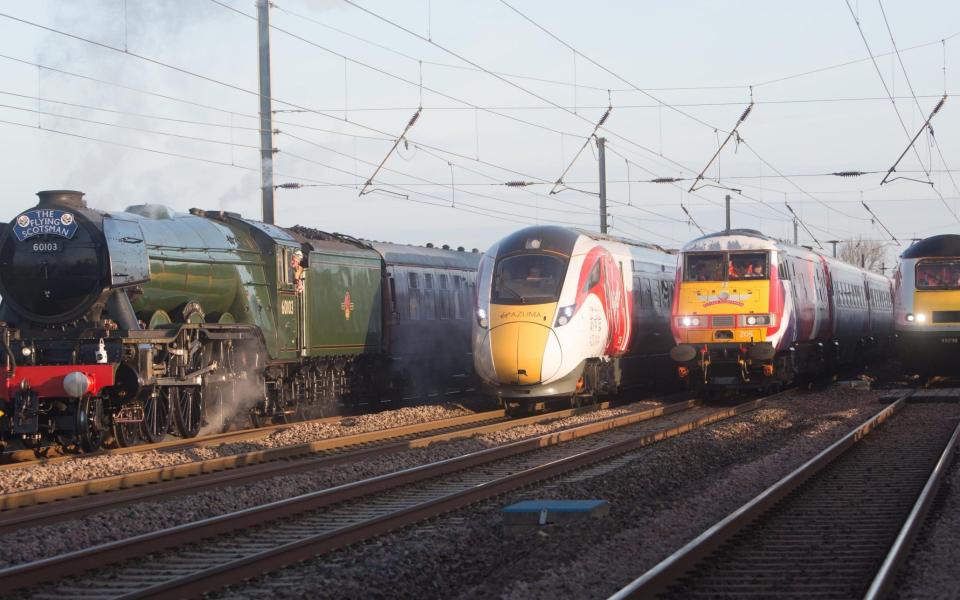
[740, 314, 773, 327]
[555, 305, 576, 327]
[476, 308, 489, 329]
[20, 346, 32, 357]
[906, 313, 915, 322]
[678, 316, 702, 327]
[916, 313, 927, 323]
[62, 371, 90, 398]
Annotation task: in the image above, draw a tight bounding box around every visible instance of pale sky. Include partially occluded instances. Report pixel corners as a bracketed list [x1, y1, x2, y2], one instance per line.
[1, 1, 958, 267]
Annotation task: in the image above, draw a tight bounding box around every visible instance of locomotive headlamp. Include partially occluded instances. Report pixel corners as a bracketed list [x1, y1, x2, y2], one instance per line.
[740, 314, 773, 327]
[678, 316, 701, 327]
[906, 313, 915, 322]
[916, 313, 927, 323]
[476, 308, 489, 329]
[555, 305, 576, 327]
[20, 346, 32, 357]
[62, 371, 90, 398]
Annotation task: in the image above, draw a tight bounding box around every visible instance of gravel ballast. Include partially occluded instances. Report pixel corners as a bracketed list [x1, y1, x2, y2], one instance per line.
[0, 403, 479, 495]
[0, 397, 669, 569]
[891, 418, 960, 599]
[202, 388, 888, 600]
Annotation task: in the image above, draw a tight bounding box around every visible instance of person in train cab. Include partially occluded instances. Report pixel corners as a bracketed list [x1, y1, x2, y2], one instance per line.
[291, 249, 306, 293]
[728, 260, 737, 278]
[753, 263, 764, 278]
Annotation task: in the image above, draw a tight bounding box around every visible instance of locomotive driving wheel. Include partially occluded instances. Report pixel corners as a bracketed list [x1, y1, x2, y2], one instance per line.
[141, 387, 173, 443]
[174, 386, 204, 438]
[77, 395, 107, 452]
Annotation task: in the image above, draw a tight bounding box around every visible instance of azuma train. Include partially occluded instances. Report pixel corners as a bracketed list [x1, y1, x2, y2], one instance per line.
[669, 229, 894, 390]
[472, 226, 676, 414]
[894, 234, 960, 375]
[0, 190, 478, 451]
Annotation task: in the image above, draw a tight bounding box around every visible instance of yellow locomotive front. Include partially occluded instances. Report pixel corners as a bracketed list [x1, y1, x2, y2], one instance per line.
[670, 231, 787, 388]
[895, 235, 960, 375]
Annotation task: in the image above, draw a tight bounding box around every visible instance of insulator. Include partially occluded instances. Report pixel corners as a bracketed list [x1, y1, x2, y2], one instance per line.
[505, 181, 533, 187]
[739, 103, 754, 122]
[651, 177, 682, 183]
[276, 183, 302, 189]
[833, 171, 866, 177]
[597, 109, 611, 127]
[932, 95, 947, 115]
[408, 110, 421, 127]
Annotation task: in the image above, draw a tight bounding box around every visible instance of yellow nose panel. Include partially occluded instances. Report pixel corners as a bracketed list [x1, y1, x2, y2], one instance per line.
[490, 322, 551, 385]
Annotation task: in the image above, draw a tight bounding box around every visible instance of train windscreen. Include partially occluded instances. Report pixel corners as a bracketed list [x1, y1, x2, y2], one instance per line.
[916, 260, 960, 290]
[492, 254, 566, 304]
[684, 254, 724, 281]
[728, 252, 769, 281]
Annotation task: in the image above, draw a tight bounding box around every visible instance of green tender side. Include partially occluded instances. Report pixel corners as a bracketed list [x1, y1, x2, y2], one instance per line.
[303, 247, 383, 357]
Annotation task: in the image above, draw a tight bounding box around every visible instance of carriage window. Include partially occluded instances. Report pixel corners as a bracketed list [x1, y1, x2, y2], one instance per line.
[408, 272, 419, 289]
[916, 260, 960, 290]
[424, 273, 434, 289]
[439, 274, 449, 290]
[684, 254, 723, 281]
[492, 254, 567, 305]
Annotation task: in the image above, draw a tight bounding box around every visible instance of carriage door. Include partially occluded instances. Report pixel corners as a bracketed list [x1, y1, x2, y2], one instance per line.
[277, 245, 302, 356]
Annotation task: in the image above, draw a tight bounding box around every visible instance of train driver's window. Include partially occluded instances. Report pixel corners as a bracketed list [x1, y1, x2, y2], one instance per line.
[685, 254, 723, 282]
[728, 253, 769, 280]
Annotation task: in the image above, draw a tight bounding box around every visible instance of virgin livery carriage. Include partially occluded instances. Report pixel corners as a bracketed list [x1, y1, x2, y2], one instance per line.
[473, 226, 676, 414]
[670, 229, 893, 389]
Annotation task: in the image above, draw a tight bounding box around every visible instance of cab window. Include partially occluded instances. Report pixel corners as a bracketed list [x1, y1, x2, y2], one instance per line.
[492, 254, 567, 305]
[916, 260, 960, 290]
[728, 253, 769, 280]
[684, 254, 724, 281]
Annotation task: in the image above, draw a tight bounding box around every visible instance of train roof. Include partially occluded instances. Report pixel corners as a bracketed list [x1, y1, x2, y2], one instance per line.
[572, 228, 673, 254]
[681, 229, 781, 252]
[366, 241, 481, 270]
[901, 234, 960, 259]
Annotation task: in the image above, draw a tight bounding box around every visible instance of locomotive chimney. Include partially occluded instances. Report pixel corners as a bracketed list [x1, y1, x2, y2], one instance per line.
[36, 190, 87, 209]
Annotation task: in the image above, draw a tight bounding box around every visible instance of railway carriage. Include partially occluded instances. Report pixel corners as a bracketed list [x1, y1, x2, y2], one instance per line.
[670, 229, 893, 390]
[472, 225, 676, 414]
[0, 190, 479, 451]
[894, 234, 960, 375]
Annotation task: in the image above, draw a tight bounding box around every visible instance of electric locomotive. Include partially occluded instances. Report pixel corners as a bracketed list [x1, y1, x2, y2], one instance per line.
[670, 229, 893, 390]
[0, 190, 479, 451]
[894, 234, 960, 375]
[472, 226, 676, 414]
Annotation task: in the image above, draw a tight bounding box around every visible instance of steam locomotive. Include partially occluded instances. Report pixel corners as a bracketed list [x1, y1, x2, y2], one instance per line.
[0, 190, 478, 451]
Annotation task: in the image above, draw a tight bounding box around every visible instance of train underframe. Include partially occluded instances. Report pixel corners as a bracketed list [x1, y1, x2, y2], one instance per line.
[0, 323, 401, 452]
[672, 337, 890, 393]
[493, 353, 673, 417]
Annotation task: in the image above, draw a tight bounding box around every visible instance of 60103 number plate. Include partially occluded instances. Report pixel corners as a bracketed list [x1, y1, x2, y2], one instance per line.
[31, 241, 62, 253]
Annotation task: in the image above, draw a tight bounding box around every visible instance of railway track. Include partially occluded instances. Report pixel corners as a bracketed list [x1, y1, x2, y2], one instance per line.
[610, 391, 960, 599]
[0, 393, 780, 598]
[0, 396, 685, 533]
[0, 389, 480, 468]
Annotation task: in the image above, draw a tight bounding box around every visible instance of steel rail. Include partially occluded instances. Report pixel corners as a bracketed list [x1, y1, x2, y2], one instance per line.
[608, 392, 912, 599]
[0, 395, 760, 595]
[864, 412, 960, 599]
[0, 397, 688, 532]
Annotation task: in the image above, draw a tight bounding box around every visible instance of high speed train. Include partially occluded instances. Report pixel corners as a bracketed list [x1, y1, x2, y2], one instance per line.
[670, 229, 893, 390]
[894, 234, 960, 375]
[472, 226, 676, 414]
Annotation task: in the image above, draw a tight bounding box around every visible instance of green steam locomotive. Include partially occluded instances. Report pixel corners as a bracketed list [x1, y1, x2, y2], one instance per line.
[0, 190, 479, 451]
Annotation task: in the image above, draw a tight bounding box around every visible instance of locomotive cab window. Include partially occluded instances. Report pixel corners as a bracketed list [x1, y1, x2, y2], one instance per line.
[728, 253, 768, 280]
[684, 253, 723, 281]
[916, 260, 960, 290]
[492, 254, 566, 305]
